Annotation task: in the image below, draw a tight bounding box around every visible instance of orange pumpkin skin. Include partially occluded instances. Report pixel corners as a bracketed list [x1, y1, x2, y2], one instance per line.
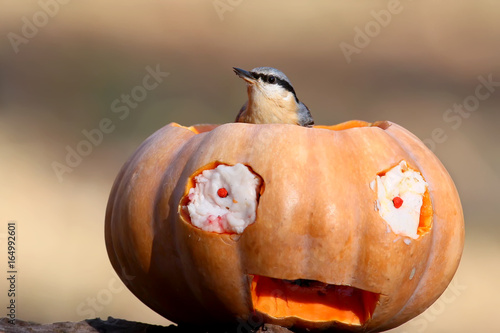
[105, 121, 464, 332]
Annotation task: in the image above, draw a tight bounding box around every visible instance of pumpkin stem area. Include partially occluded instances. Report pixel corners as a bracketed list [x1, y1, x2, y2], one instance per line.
[250, 275, 379, 326]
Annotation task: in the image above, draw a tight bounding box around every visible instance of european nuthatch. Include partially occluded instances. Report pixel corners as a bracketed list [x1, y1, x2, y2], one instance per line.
[233, 67, 314, 126]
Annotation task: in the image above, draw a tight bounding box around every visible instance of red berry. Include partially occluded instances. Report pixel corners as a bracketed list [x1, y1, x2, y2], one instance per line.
[217, 188, 228, 198]
[393, 196, 403, 209]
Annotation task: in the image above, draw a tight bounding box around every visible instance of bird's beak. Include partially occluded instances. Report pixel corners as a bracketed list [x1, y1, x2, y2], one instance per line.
[233, 67, 256, 84]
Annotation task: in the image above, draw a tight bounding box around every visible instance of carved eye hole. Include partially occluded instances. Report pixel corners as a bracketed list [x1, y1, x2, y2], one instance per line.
[371, 161, 432, 239]
[181, 163, 263, 234]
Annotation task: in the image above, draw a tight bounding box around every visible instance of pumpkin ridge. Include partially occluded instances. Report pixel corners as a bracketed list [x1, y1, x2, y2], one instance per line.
[372, 125, 434, 329]
[380, 213, 438, 330]
[373, 123, 463, 330]
[109, 124, 200, 274]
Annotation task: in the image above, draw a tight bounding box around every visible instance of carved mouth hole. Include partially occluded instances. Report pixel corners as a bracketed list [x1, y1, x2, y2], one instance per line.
[250, 275, 379, 326]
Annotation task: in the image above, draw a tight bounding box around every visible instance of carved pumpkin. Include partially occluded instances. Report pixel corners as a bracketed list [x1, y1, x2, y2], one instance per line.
[105, 120, 464, 332]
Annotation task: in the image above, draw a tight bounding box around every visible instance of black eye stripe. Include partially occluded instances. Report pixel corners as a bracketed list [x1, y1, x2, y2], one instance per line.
[250, 72, 298, 100]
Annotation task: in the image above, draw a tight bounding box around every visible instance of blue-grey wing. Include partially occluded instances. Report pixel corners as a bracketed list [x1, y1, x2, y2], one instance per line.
[235, 101, 248, 122]
[298, 102, 314, 127]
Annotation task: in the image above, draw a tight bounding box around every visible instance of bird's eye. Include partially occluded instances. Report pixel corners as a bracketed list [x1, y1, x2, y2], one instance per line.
[268, 76, 276, 84]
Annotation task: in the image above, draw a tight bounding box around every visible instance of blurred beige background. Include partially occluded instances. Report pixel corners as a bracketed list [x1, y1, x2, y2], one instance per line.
[1, 1, 499, 332]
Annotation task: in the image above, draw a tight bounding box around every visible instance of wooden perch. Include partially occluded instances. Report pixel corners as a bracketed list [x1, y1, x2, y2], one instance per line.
[0, 317, 293, 333]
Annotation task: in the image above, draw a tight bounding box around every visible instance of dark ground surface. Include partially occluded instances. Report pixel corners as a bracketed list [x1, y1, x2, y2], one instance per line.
[0, 317, 292, 333]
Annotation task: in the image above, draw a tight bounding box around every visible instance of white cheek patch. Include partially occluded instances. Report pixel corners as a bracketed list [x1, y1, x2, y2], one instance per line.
[373, 161, 428, 239]
[184, 163, 262, 234]
[255, 83, 294, 104]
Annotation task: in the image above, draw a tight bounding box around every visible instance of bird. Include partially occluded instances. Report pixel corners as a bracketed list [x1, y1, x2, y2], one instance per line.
[233, 67, 314, 126]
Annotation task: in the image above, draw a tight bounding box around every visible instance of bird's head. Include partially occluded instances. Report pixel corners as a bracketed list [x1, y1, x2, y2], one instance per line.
[233, 67, 299, 107]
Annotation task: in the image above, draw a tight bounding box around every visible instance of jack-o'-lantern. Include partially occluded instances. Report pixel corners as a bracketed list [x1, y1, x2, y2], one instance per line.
[105, 120, 464, 332]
